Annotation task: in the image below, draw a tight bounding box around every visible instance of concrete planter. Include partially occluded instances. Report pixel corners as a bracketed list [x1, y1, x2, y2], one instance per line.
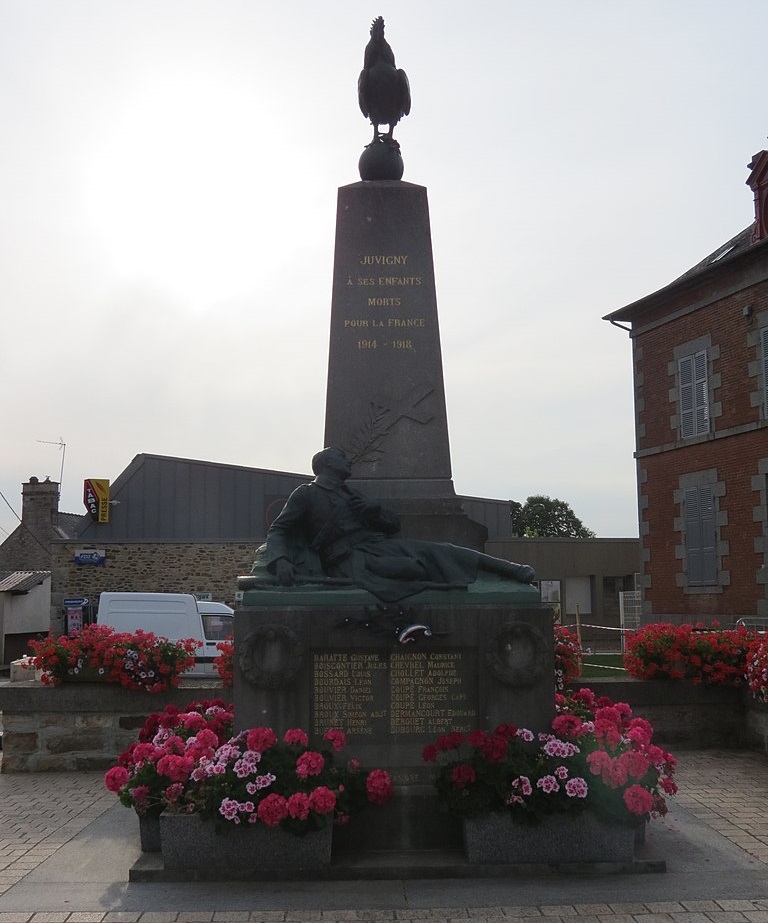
[462, 811, 636, 864]
[160, 812, 332, 872]
[138, 812, 162, 852]
[60, 668, 110, 683]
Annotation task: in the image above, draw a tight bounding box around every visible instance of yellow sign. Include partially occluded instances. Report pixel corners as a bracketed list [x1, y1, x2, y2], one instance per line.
[83, 479, 110, 523]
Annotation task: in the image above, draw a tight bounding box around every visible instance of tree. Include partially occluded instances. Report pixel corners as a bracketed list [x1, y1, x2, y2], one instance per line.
[510, 495, 595, 538]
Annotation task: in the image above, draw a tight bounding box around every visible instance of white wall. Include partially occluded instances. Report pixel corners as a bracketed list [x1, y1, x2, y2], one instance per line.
[0, 577, 51, 662]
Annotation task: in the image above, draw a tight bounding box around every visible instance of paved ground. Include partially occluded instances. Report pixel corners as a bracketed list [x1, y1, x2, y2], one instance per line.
[0, 750, 767, 921]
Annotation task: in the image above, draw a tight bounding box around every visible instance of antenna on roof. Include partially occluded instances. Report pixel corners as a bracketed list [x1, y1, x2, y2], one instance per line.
[36, 437, 66, 490]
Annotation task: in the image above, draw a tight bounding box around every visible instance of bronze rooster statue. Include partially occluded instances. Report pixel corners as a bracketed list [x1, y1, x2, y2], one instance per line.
[358, 17, 411, 145]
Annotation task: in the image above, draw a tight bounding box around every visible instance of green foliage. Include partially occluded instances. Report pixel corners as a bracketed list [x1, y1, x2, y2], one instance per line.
[511, 495, 595, 538]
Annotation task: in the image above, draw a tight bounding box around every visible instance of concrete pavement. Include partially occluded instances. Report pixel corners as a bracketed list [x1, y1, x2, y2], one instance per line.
[0, 750, 766, 920]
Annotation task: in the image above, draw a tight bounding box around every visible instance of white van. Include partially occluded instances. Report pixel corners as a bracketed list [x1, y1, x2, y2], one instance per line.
[96, 592, 234, 675]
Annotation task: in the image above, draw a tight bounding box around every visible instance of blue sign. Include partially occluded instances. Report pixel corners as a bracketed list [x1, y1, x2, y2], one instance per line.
[63, 597, 89, 607]
[73, 549, 106, 566]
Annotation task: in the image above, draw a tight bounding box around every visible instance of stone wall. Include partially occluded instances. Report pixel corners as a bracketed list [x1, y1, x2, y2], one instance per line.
[51, 541, 256, 628]
[578, 678, 747, 749]
[0, 678, 231, 772]
[743, 697, 768, 752]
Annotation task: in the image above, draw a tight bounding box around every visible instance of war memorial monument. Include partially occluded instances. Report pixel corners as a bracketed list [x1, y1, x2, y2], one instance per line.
[234, 17, 555, 859]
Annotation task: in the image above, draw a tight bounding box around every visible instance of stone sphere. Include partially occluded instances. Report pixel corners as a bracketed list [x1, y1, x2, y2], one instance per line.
[358, 141, 404, 181]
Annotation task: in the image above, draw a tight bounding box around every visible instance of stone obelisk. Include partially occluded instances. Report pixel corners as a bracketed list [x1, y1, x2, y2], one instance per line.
[323, 19, 485, 548]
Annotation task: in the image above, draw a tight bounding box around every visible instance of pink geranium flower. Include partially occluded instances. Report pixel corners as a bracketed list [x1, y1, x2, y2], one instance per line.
[619, 749, 650, 779]
[308, 786, 336, 815]
[551, 714, 584, 738]
[565, 777, 588, 798]
[322, 728, 347, 751]
[366, 769, 394, 805]
[295, 751, 324, 778]
[156, 753, 194, 783]
[287, 792, 311, 820]
[623, 784, 654, 815]
[246, 727, 277, 752]
[257, 793, 289, 826]
[104, 766, 130, 792]
[536, 775, 560, 794]
[283, 729, 309, 747]
[450, 763, 476, 788]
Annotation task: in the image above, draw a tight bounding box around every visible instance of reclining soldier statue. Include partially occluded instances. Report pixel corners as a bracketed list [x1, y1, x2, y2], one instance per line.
[248, 447, 535, 604]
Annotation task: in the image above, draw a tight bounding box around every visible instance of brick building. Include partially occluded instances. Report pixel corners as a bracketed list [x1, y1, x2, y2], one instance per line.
[604, 150, 768, 624]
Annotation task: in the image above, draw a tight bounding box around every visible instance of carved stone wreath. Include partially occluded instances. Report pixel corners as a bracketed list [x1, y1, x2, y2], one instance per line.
[238, 625, 305, 689]
[485, 622, 548, 687]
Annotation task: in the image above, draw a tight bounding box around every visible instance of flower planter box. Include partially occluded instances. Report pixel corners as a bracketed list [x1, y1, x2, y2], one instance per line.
[160, 812, 332, 872]
[462, 812, 636, 864]
[60, 667, 110, 683]
[138, 813, 162, 853]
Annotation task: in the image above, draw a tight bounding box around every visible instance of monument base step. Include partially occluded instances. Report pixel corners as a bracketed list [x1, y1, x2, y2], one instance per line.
[129, 850, 666, 881]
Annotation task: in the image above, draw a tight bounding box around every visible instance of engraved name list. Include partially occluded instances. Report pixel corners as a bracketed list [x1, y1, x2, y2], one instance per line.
[312, 650, 477, 739]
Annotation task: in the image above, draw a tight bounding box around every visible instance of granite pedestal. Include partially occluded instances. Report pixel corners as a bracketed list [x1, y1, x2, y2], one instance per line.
[234, 578, 553, 854]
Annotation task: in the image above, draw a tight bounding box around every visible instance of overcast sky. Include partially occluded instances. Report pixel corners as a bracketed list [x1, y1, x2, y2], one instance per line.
[1, 0, 765, 542]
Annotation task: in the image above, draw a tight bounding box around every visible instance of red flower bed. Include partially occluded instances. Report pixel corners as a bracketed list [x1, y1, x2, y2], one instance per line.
[623, 622, 756, 686]
[554, 624, 582, 691]
[105, 705, 394, 835]
[29, 624, 198, 693]
[214, 637, 234, 686]
[746, 637, 768, 703]
[423, 687, 677, 827]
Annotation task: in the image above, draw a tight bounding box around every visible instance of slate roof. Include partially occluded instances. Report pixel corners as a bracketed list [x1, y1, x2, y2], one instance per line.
[670, 225, 755, 284]
[66, 453, 522, 544]
[74, 454, 312, 543]
[0, 571, 50, 593]
[604, 223, 768, 324]
[56, 512, 87, 539]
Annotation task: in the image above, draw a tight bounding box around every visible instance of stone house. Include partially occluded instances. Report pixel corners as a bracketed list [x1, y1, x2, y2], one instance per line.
[0, 477, 82, 572]
[47, 454, 312, 634]
[604, 150, 768, 625]
[0, 477, 83, 659]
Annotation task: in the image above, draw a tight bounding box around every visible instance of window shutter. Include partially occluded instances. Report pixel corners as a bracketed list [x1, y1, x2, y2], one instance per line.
[680, 356, 694, 438]
[679, 350, 709, 438]
[693, 350, 709, 434]
[685, 485, 716, 586]
[762, 326, 768, 417]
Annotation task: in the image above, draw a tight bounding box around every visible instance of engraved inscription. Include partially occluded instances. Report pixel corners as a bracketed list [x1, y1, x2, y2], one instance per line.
[377, 276, 422, 286]
[336, 249, 435, 460]
[311, 650, 477, 739]
[341, 254, 427, 357]
[390, 652, 475, 735]
[313, 652, 389, 737]
[359, 254, 409, 266]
